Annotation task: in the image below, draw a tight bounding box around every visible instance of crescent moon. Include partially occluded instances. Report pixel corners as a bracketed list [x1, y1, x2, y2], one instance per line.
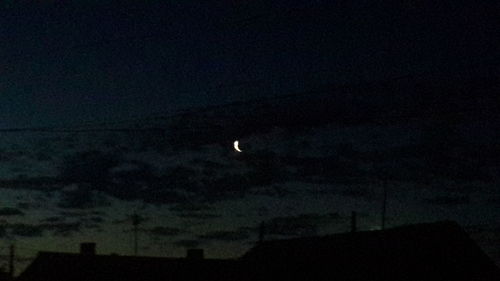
[233, 140, 243, 152]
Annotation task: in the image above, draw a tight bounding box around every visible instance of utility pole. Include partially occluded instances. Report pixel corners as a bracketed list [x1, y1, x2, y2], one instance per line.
[351, 211, 357, 233]
[9, 244, 15, 279]
[132, 213, 141, 256]
[381, 179, 387, 230]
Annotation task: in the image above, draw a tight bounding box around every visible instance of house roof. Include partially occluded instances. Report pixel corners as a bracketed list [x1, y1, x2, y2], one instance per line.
[16, 221, 500, 281]
[242, 221, 500, 281]
[17, 252, 240, 281]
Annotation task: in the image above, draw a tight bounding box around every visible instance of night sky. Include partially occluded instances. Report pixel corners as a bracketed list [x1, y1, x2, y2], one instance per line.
[0, 0, 499, 274]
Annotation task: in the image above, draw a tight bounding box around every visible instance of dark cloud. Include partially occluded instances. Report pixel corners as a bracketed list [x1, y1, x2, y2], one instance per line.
[60, 210, 104, 218]
[263, 213, 344, 237]
[175, 213, 220, 220]
[58, 151, 170, 205]
[173, 239, 201, 249]
[236, 150, 288, 186]
[113, 213, 149, 227]
[85, 224, 103, 231]
[233, 151, 371, 187]
[9, 224, 44, 238]
[0, 207, 24, 216]
[142, 189, 191, 205]
[40, 222, 82, 237]
[424, 195, 470, 206]
[57, 186, 111, 209]
[337, 186, 376, 200]
[16, 202, 31, 210]
[33, 151, 54, 162]
[56, 211, 107, 232]
[4, 221, 83, 238]
[59, 150, 122, 187]
[193, 159, 229, 177]
[249, 185, 291, 197]
[147, 226, 183, 237]
[57, 156, 193, 205]
[288, 157, 367, 185]
[109, 161, 158, 199]
[170, 203, 214, 212]
[487, 196, 500, 205]
[40, 216, 65, 223]
[0, 149, 22, 162]
[0, 176, 61, 192]
[76, 216, 106, 231]
[417, 126, 496, 183]
[200, 174, 254, 201]
[16, 202, 40, 210]
[87, 216, 105, 223]
[198, 229, 250, 242]
[51, 148, 373, 205]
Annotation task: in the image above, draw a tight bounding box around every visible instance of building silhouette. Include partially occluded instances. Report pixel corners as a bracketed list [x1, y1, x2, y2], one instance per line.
[17, 244, 239, 281]
[0, 270, 11, 281]
[242, 221, 500, 281]
[16, 221, 500, 281]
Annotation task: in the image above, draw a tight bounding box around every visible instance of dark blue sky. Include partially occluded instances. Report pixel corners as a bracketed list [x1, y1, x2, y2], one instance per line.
[1, 0, 497, 127]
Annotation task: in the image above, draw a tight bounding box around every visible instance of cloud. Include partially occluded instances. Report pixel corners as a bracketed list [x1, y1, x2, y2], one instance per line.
[198, 229, 250, 242]
[57, 186, 111, 209]
[51, 149, 368, 205]
[147, 226, 183, 237]
[40, 222, 82, 237]
[4, 221, 83, 238]
[58, 157, 194, 205]
[170, 203, 214, 212]
[60, 210, 106, 218]
[173, 239, 201, 249]
[0, 207, 24, 216]
[199, 159, 227, 168]
[262, 213, 344, 237]
[175, 212, 220, 220]
[281, 155, 367, 184]
[424, 195, 470, 206]
[59, 150, 122, 187]
[487, 196, 500, 205]
[17, 202, 43, 210]
[40, 216, 65, 223]
[75, 215, 106, 231]
[43, 212, 107, 232]
[87, 216, 105, 223]
[0, 176, 61, 192]
[9, 224, 44, 238]
[249, 185, 291, 197]
[337, 186, 375, 200]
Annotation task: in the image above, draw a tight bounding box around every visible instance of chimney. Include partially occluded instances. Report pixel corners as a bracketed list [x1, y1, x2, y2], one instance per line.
[80, 243, 96, 255]
[186, 249, 204, 260]
[351, 211, 357, 233]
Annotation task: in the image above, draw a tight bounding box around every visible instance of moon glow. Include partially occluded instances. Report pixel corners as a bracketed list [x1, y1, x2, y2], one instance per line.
[233, 140, 243, 152]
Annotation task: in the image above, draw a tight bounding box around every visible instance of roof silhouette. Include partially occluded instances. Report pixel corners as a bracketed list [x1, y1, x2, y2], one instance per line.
[16, 221, 500, 281]
[242, 221, 500, 281]
[17, 252, 239, 281]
